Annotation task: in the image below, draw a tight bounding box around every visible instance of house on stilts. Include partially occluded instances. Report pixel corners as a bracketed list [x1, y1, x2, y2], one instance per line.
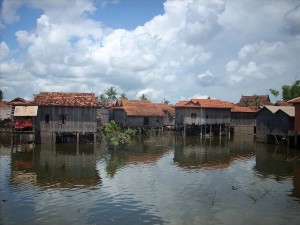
[255, 106, 295, 145]
[288, 97, 300, 148]
[174, 99, 233, 136]
[33, 92, 101, 144]
[111, 100, 165, 132]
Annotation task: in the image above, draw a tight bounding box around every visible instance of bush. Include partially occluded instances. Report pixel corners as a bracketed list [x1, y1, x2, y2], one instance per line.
[104, 120, 136, 150]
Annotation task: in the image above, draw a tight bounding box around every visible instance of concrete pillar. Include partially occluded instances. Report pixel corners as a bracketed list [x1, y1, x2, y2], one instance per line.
[219, 124, 222, 136]
[183, 124, 186, 136]
[200, 124, 202, 136]
[94, 132, 97, 144]
[210, 125, 212, 136]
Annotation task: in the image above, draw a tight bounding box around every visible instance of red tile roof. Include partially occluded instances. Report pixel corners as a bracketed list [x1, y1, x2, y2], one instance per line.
[33, 92, 101, 107]
[8, 98, 33, 106]
[0, 102, 10, 108]
[231, 105, 255, 113]
[237, 95, 272, 106]
[113, 100, 164, 117]
[154, 103, 175, 117]
[175, 99, 233, 109]
[275, 101, 293, 106]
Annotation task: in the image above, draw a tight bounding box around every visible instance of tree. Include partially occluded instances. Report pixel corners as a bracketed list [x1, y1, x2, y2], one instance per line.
[162, 98, 169, 105]
[269, 88, 279, 98]
[243, 100, 251, 107]
[105, 86, 118, 102]
[99, 94, 108, 103]
[251, 96, 262, 109]
[139, 94, 148, 100]
[282, 80, 300, 101]
[119, 92, 128, 100]
[0, 90, 3, 102]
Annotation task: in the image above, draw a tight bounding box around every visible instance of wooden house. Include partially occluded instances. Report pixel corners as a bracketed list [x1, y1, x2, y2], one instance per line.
[231, 105, 256, 134]
[33, 92, 101, 144]
[111, 100, 164, 129]
[8, 98, 37, 131]
[154, 103, 175, 127]
[174, 99, 233, 135]
[288, 97, 300, 147]
[256, 106, 295, 144]
[237, 95, 272, 109]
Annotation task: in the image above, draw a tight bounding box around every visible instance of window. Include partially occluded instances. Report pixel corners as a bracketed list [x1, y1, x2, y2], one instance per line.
[45, 114, 50, 123]
[191, 113, 197, 119]
[144, 117, 149, 125]
[60, 114, 67, 124]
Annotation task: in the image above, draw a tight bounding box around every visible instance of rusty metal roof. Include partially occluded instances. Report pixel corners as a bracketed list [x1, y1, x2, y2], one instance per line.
[33, 92, 101, 107]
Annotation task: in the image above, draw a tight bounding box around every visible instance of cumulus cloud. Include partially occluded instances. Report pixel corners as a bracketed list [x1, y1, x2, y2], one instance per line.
[0, 0, 300, 104]
[283, 4, 300, 36]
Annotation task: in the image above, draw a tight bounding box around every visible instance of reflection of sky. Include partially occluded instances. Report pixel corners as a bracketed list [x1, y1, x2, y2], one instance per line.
[1, 139, 300, 225]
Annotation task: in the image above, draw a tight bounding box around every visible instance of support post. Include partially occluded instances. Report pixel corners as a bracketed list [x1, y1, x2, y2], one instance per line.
[219, 124, 222, 136]
[94, 132, 97, 144]
[77, 133, 79, 144]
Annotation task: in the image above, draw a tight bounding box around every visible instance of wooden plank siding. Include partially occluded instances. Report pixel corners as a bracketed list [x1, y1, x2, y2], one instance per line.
[175, 108, 231, 125]
[231, 112, 256, 126]
[35, 106, 97, 133]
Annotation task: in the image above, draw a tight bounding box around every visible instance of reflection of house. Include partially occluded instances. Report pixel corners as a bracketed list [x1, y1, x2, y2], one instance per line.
[175, 99, 232, 135]
[33, 92, 101, 144]
[34, 144, 101, 188]
[256, 106, 295, 143]
[111, 100, 164, 129]
[173, 136, 254, 169]
[231, 105, 256, 134]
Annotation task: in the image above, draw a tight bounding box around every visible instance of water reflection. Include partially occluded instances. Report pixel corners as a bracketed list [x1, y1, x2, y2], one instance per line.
[9, 143, 104, 189]
[174, 135, 255, 169]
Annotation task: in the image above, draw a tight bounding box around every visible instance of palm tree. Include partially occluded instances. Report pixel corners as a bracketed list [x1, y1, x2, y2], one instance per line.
[99, 94, 108, 103]
[243, 100, 251, 107]
[105, 86, 118, 102]
[139, 94, 148, 100]
[251, 96, 262, 109]
[162, 98, 169, 105]
[119, 92, 128, 100]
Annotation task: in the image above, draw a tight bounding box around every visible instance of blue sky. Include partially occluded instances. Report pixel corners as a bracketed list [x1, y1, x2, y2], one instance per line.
[1, 0, 300, 103]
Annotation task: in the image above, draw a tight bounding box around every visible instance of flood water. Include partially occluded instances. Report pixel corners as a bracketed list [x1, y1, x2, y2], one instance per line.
[1, 132, 300, 225]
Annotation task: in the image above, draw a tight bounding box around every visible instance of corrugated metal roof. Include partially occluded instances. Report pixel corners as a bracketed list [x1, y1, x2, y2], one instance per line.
[288, 97, 300, 104]
[14, 106, 38, 116]
[263, 106, 295, 117]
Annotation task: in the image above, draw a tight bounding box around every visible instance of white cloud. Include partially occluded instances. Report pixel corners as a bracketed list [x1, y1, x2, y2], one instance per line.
[0, 0, 300, 104]
[0, 42, 10, 59]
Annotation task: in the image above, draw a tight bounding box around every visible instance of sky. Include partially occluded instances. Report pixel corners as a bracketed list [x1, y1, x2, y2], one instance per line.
[0, 0, 300, 104]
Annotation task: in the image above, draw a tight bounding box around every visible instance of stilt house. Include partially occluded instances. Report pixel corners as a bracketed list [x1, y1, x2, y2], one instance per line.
[231, 106, 256, 134]
[174, 99, 233, 135]
[256, 106, 295, 143]
[111, 100, 164, 128]
[288, 97, 300, 148]
[33, 92, 101, 143]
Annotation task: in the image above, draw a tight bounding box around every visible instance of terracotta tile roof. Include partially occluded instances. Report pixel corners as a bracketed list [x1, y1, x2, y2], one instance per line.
[231, 105, 256, 113]
[288, 97, 300, 104]
[154, 103, 175, 117]
[175, 99, 233, 109]
[237, 95, 272, 106]
[0, 102, 10, 108]
[33, 92, 101, 107]
[275, 101, 293, 106]
[112, 100, 164, 117]
[8, 98, 33, 106]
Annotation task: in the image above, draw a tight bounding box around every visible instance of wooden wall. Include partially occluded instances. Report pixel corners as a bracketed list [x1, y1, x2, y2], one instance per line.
[256, 108, 294, 136]
[175, 108, 231, 125]
[231, 112, 256, 126]
[35, 106, 97, 133]
[295, 104, 300, 133]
